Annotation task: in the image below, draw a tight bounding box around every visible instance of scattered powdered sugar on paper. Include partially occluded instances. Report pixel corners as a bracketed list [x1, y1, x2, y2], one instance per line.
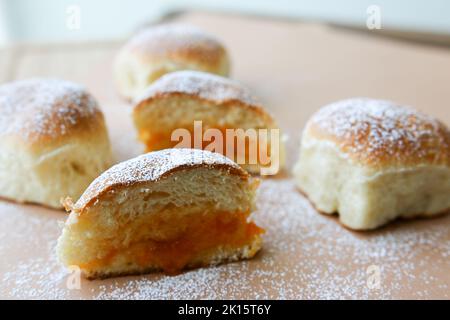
[92, 180, 450, 299]
[1, 180, 449, 299]
[0, 202, 71, 299]
[2, 255, 69, 299]
[308, 98, 450, 166]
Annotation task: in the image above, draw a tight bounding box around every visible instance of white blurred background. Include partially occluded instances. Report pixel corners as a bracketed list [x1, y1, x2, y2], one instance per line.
[1, 0, 450, 45]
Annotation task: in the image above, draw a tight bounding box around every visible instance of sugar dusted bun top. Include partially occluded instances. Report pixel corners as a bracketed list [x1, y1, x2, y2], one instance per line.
[74, 148, 249, 210]
[123, 24, 228, 70]
[135, 70, 262, 108]
[0, 78, 104, 146]
[305, 98, 450, 167]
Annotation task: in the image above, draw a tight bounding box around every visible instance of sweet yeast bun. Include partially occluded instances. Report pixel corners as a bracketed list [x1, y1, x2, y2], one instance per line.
[294, 98, 450, 230]
[0, 78, 112, 208]
[57, 148, 263, 279]
[114, 24, 230, 100]
[133, 70, 284, 175]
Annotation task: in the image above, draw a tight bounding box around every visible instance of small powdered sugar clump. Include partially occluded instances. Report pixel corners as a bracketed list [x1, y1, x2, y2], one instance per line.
[136, 70, 262, 108]
[0, 78, 100, 142]
[307, 98, 450, 167]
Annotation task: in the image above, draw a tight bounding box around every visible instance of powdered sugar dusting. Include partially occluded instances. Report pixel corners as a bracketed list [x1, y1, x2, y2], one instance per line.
[0, 202, 70, 299]
[308, 98, 450, 167]
[91, 180, 450, 299]
[125, 24, 225, 64]
[75, 148, 246, 209]
[136, 70, 262, 107]
[3, 180, 448, 299]
[0, 78, 100, 142]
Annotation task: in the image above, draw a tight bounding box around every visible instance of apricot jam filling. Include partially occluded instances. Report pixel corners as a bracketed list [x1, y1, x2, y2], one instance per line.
[139, 127, 274, 167]
[80, 211, 264, 274]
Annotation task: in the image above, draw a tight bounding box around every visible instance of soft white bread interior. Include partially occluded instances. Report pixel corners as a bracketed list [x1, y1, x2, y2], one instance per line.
[0, 78, 112, 208]
[114, 24, 230, 100]
[294, 98, 450, 230]
[57, 148, 263, 279]
[133, 71, 285, 175]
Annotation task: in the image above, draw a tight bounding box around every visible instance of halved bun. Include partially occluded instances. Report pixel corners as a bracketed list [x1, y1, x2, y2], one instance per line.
[0, 78, 112, 208]
[133, 71, 284, 175]
[294, 98, 450, 230]
[57, 148, 263, 279]
[114, 24, 230, 100]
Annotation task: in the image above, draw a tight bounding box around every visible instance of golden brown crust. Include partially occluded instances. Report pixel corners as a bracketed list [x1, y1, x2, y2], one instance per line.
[134, 70, 275, 123]
[0, 78, 105, 147]
[306, 98, 450, 168]
[122, 24, 227, 71]
[74, 148, 249, 211]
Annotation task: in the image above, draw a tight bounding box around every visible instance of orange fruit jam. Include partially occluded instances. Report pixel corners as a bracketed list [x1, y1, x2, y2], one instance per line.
[80, 211, 264, 274]
[139, 127, 273, 167]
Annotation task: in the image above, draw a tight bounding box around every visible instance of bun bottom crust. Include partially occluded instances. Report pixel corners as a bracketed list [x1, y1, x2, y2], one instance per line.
[294, 137, 450, 230]
[296, 185, 450, 231]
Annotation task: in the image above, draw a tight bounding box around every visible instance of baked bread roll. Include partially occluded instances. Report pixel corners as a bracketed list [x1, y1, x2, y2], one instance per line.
[133, 70, 284, 175]
[294, 98, 450, 230]
[0, 78, 112, 208]
[57, 148, 263, 279]
[114, 24, 230, 100]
